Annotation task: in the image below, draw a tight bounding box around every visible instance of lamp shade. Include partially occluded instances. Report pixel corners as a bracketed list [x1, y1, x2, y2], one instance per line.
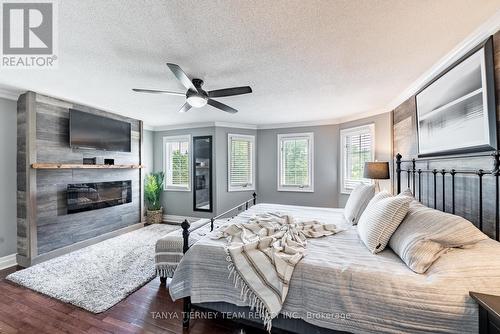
[363, 162, 390, 179]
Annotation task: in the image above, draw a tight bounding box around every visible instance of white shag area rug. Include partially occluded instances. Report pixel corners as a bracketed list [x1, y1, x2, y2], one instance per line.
[7, 224, 179, 313]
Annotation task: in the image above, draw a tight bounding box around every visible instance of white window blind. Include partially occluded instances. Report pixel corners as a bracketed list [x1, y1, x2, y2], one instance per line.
[340, 125, 374, 193]
[163, 135, 190, 191]
[228, 134, 255, 192]
[278, 133, 314, 192]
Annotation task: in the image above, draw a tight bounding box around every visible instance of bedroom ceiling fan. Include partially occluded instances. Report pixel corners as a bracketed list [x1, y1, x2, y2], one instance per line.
[132, 63, 252, 114]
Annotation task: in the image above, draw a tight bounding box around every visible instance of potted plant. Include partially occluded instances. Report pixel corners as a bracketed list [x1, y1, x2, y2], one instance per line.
[144, 172, 165, 224]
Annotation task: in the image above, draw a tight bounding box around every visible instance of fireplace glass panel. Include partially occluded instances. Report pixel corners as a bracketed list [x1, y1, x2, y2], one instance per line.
[67, 180, 132, 214]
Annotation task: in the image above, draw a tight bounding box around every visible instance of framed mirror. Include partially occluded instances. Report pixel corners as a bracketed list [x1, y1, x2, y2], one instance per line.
[193, 136, 213, 212]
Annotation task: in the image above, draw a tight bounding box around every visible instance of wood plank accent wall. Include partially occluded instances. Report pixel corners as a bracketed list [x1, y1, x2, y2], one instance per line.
[392, 31, 500, 239]
[17, 92, 145, 266]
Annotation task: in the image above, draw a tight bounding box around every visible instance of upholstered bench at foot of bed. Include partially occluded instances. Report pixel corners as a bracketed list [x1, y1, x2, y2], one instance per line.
[155, 218, 213, 282]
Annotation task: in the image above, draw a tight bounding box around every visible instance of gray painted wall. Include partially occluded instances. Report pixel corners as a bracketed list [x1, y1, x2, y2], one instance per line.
[257, 125, 340, 208]
[153, 127, 216, 218]
[0, 97, 17, 258]
[257, 112, 392, 208]
[215, 127, 257, 214]
[143, 130, 154, 176]
[152, 126, 258, 218]
[152, 113, 392, 217]
[338, 112, 393, 207]
[142, 130, 154, 220]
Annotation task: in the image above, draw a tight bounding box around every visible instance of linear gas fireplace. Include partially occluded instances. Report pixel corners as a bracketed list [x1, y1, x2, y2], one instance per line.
[67, 180, 132, 214]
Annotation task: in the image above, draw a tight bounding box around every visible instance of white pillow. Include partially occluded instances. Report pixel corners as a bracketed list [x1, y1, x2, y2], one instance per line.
[367, 190, 392, 206]
[389, 201, 488, 273]
[397, 188, 414, 198]
[343, 183, 375, 225]
[357, 195, 412, 253]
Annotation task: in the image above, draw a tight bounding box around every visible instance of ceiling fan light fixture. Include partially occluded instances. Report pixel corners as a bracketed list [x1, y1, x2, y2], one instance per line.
[134, 63, 251, 114]
[186, 95, 207, 108]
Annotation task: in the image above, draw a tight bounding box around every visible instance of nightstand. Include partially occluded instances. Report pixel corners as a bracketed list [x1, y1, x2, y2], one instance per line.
[470, 292, 500, 334]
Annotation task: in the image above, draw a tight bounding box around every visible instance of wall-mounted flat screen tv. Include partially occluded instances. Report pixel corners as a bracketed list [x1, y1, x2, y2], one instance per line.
[69, 109, 131, 152]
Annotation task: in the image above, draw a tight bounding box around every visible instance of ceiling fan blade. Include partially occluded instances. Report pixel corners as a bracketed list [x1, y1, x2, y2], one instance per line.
[207, 99, 238, 114]
[132, 88, 185, 96]
[166, 63, 197, 92]
[178, 102, 192, 113]
[208, 86, 252, 98]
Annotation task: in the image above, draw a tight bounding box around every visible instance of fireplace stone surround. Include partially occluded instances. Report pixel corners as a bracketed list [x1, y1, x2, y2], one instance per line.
[17, 92, 145, 267]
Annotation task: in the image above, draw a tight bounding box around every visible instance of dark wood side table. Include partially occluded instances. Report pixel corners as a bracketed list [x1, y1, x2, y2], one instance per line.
[470, 292, 500, 334]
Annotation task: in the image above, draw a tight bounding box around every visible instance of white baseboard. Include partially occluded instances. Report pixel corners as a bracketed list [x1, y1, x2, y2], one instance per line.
[0, 253, 17, 270]
[163, 214, 202, 224]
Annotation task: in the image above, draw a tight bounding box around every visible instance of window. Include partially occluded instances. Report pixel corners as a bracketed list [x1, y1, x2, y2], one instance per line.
[228, 134, 255, 192]
[278, 133, 314, 192]
[163, 135, 191, 191]
[340, 124, 375, 193]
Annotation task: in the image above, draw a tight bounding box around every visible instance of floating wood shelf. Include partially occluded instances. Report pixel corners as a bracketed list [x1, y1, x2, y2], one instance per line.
[31, 163, 145, 169]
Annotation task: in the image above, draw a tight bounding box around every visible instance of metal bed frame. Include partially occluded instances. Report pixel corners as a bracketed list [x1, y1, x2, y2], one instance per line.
[395, 152, 499, 241]
[180, 192, 257, 328]
[177, 152, 500, 332]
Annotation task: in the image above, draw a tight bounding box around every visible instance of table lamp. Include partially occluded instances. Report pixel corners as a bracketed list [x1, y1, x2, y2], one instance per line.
[364, 161, 390, 192]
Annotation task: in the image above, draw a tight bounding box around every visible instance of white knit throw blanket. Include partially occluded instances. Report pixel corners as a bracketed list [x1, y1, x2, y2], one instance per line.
[214, 213, 343, 331]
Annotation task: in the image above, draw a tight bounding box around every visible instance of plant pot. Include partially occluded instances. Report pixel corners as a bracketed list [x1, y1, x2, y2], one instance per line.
[146, 208, 163, 224]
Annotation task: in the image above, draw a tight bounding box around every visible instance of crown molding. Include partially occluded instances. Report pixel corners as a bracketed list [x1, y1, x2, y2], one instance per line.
[334, 108, 389, 125]
[214, 121, 257, 130]
[256, 118, 340, 130]
[152, 122, 217, 131]
[386, 9, 500, 112]
[152, 121, 258, 131]
[151, 119, 341, 131]
[0, 85, 385, 130]
[256, 109, 391, 129]
[0, 87, 21, 101]
[149, 111, 397, 131]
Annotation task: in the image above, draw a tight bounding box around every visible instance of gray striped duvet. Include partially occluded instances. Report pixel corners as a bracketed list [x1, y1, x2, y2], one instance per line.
[169, 203, 500, 333]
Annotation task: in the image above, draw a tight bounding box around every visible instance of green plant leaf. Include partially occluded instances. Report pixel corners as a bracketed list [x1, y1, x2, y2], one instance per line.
[144, 172, 165, 211]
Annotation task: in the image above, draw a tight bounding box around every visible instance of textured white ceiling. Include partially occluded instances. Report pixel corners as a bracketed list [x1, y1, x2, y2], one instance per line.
[1, 0, 500, 128]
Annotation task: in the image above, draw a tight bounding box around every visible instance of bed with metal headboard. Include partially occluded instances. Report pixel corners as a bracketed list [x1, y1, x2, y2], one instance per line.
[172, 154, 500, 334]
[395, 152, 500, 241]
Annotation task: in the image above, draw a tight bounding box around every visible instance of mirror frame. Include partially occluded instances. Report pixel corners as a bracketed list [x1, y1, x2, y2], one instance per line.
[192, 135, 213, 212]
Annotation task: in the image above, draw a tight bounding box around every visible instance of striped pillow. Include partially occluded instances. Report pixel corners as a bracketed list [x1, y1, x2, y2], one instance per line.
[344, 183, 375, 225]
[397, 188, 414, 198]
[389, 201, 488, 273]
[357, 195, 412, 253]
[367, 190, 392, 206]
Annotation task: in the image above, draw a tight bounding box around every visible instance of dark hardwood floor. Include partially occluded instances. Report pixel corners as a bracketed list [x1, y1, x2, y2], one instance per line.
[0, 266, 266, 334]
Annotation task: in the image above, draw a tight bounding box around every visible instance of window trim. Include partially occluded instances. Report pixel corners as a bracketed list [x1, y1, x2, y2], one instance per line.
[339, 124, 375, 194]
[227, 133, 256, 192]
[277, 132, 314, 193]
[163, 135, 191, 192]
